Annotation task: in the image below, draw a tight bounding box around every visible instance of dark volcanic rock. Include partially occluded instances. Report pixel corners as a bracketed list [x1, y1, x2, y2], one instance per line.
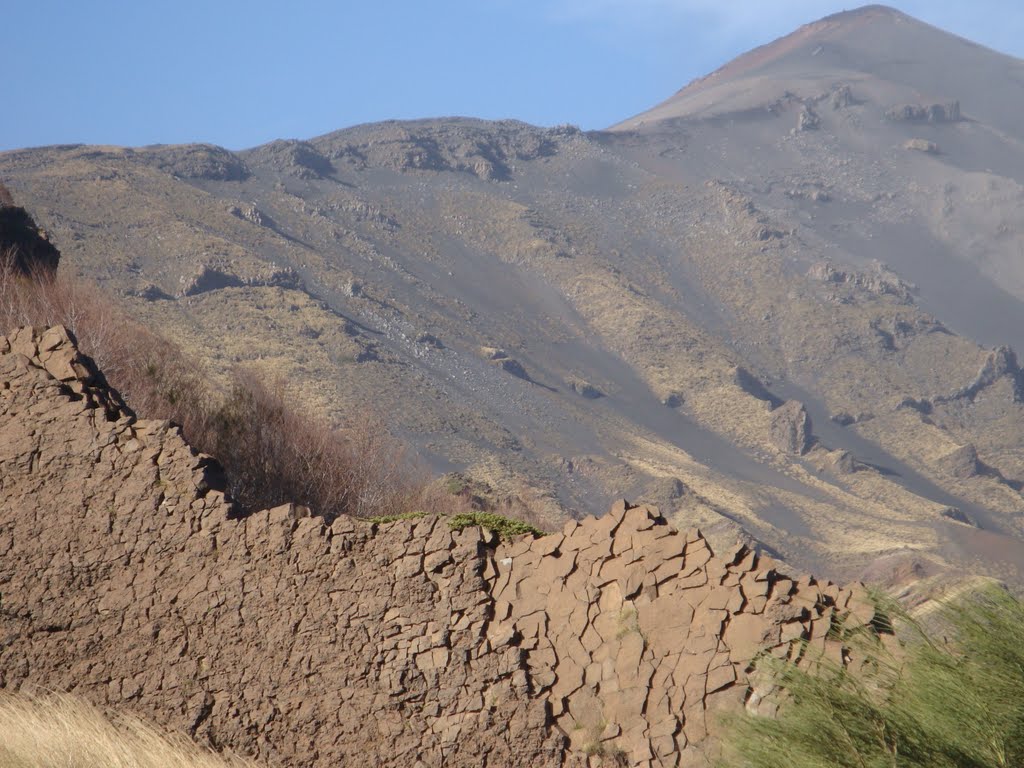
[770, 400, 812, 455]
[0, 188, 61, 275]
[662, 392, 685, 408]
[733, 367, 783, 407]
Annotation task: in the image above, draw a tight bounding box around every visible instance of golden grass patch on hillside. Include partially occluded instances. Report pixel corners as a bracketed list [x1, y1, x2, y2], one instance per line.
[0, 692, 257, 768]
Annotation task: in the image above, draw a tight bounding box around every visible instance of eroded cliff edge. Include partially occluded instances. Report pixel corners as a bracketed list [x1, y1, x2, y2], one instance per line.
[0, 326, 877, 767]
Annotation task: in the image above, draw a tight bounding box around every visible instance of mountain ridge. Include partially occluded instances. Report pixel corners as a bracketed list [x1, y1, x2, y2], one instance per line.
[3, 5, 1024, 586]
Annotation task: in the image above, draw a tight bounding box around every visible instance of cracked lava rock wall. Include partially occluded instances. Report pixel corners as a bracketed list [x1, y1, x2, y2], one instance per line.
[0, 326, 877, 767]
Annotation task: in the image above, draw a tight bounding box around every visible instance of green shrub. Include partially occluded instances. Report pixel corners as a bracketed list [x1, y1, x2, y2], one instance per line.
[447, 511, 546, 541]
[719, 585, 1024, 768]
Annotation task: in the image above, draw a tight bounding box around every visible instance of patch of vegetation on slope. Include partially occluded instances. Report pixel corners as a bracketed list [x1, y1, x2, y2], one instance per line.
[447, 511, 546, 541]
[0, 247, 421, 520]
[720, 585, 1024, 768]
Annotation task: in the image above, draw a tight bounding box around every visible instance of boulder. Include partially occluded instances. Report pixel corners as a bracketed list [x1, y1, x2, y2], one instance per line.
[569, 378, 604, 399]
[770, 400, 812, 455]
[904, 138, 939, 154]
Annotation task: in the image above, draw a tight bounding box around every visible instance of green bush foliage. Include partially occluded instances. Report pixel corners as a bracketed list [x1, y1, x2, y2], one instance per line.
[447, 511, 546, 541]
[720, 586, 1024, 768]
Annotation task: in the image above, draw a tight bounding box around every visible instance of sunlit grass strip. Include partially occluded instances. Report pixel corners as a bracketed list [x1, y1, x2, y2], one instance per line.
[0, 691, 257, 768]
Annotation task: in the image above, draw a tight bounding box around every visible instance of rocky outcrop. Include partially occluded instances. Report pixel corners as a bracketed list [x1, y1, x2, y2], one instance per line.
[808, 260, 915, 303]
[0, 327, 879, 768]
[570, 378, 605, 399]
[770, 400, 812, 455]
[228, 203, 272, 228]
[830, 84, 854, 110]
[936, 345, 1024, 404]
[136, 144, 250, 181]
[937, 443, 980, 479]
[315, 120, 563, 181]
[904, 138, 939, 154]
[245, 139, 335, 179]
[0, 186, 61, 275]
[796, 106, 821, 131]
[886, 101, 961, 123]
[178, 264, 302, 297]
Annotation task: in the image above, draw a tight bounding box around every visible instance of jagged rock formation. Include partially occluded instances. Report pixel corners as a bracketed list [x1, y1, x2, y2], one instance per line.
[0, 327, 879, 768]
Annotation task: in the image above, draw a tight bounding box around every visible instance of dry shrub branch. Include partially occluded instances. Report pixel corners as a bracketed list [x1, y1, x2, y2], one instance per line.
[0, 251, 424, 521]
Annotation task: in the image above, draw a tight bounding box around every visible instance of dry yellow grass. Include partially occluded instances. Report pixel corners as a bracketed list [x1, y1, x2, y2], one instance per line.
[0, 692, 257, 768]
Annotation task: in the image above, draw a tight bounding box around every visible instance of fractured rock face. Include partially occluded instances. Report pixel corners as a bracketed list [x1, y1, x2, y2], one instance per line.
[0, 327, 880, 768]
[937, 443, 980, 479]
[770, 400, 812, 455]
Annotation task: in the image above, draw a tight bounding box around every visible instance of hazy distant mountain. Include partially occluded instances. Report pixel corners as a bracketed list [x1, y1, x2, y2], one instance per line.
[4, 4, 1024, 583]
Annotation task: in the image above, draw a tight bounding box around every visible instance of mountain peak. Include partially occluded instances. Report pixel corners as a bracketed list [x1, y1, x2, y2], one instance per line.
[612, 4, 1013, 131]
[671, 4, 913, 102]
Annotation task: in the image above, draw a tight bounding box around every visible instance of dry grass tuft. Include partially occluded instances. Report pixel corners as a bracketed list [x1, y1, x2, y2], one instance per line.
[0, 691, 257, 768]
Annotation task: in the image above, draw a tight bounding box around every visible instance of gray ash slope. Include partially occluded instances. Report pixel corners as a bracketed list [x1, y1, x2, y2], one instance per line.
[4, 5, 1024, 582]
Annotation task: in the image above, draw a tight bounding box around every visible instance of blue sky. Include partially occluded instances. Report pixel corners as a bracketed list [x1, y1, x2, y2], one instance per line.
[3, 1, 1023, 151]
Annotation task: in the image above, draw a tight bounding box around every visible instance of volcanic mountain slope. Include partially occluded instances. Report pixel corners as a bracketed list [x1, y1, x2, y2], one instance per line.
[4, 5, 1024, 582]
[0, 324, 881, 768]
